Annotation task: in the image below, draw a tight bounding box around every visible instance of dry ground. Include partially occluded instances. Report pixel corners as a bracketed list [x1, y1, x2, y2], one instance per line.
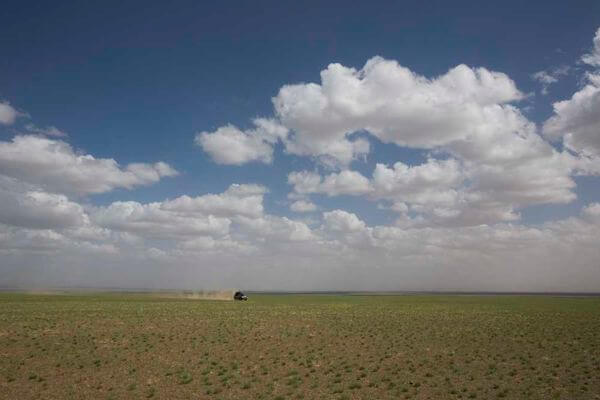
[0, 293, 599, 399]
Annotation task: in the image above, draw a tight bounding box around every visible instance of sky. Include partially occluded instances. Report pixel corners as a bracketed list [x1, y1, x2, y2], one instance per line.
[1, 1, 600, 291]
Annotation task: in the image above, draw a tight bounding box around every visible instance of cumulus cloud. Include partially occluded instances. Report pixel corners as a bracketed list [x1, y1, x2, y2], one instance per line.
[91, 184, 274, 244]
[543, 73, 600, 159]
[0, 101, 21, 125]
[200, 58, 524, 167]
[0, 177, 88, 230]
[177, 235, 254, 253]
[0, 224, 118, 256]
[531, 66, 570, 95]
[0, 99, 64, 134]
[288, 148, 575, 226]
[91, 183, 268, 240]
[2, 189, 600, 291]
[287, 159, 464, 208]
[92, 201, 232, 239]
[0, 135, 178, 195]
[314, 208, 600, 291]
[24, 123, 68, 137]
[201, 56, 582, 225]
[541, 28, 600, 168]
[288, 169, 372, 196]
[236, 215, 315, 243]
[3, 44, 600, 291]
[372, 158, 463, 201]
[163, 183, 266, 218]
[195, 118, 288, 165]
[0, 171, 317, 261]
[88, 182, 318, 254]
[582, 202, 600, 221]
[272, 57, 574, 215]
[581, 27, 600, 67]
[323, 210, 366, 232]
[532, 71, 559, 85]
[290, 199, 318, 212]
[273, 58, 522, 166]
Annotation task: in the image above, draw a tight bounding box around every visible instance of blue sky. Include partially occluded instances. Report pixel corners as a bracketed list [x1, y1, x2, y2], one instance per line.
[0, 1, 599, 291]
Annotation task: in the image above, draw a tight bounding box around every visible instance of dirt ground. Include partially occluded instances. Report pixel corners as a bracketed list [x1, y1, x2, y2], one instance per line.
[1, 293, 599, 399]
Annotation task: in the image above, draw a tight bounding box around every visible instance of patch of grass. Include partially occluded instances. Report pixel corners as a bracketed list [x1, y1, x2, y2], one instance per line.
[177, 370, 193, 384]
[0, 293, 599, 399]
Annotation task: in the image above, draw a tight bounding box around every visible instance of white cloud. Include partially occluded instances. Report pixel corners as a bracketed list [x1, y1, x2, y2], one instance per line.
[323, 210, 366, 232]
[273, 58, 522, 166]
[581, 27, 600, 67]
[288, 148, 575, 226]
[0, 135, 178, 195]
[236, 215, 315, 243]
[196, 125, 272, 165]
[582, 202, 600, 221]
[201, 58, 523, 168]
[1, 191, 600, 291]
[288, 169, 371, 196]
[271, 57, 573, 213]
[372, 158, 463, 201]
[543, 73, 600, 159]
[0, 175, 317, 259]
[3, 45, 600, 291]
[92, 201, 232, 239]
[92, 184, 267, 240]
[320, 170, 372, 196]
[24, 123, 68, 137]
[290, 200, 317, 213]
[0, 177, 88, 230]
[252, 118, 290, 143]
[177, 235, 255, 253]
[287, 170, 323, 194]
[0, 101, 20, 125]
[202, 56, 580, 225]
[543, 28, 600, 161]
[532, 71, 558, 85]
[162, 183, 267, 218]
[0, 224, 118, 256]
[531, 66, 570, 95]
[195, 118, 288, 165]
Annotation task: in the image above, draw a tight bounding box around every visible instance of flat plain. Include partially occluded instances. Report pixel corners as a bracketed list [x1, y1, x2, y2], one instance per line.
[0, 293, 599, 399]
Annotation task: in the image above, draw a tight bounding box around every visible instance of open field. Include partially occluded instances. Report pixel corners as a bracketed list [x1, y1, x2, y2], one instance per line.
[0, 293, 599, 399]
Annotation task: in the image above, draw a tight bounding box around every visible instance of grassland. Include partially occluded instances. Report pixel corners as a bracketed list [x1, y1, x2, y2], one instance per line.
[0, 293, 599, 399]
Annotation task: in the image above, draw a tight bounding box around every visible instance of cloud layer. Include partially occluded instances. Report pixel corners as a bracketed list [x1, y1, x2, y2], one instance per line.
[2, 27, 600, 291]
[274, 59, 523, 165]
[0, 135, 178, 195]
[198, 55, 594, 226]
[582, 28, 600, 67]
[3, 189, 600, 291]
[543, 73, 600, 159]
[0, 101, 20, 125]
[196, 118, 288, 165]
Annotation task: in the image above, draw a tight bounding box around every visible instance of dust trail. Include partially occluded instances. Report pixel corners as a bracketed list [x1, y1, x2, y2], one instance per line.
[160, 289, 236, 301]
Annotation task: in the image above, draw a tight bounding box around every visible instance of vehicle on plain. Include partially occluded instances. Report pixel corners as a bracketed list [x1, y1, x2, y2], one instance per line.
[234, 291, 248, 301]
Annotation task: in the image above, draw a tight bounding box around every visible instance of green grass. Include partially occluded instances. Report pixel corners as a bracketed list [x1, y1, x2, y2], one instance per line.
[0, 293, 599, 399]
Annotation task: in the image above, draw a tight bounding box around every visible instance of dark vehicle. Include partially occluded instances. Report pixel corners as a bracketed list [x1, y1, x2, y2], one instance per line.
[234, 291, 248, 301]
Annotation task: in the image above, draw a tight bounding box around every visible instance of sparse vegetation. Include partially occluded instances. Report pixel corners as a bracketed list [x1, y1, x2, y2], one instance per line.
[0, 293, 599, 399]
